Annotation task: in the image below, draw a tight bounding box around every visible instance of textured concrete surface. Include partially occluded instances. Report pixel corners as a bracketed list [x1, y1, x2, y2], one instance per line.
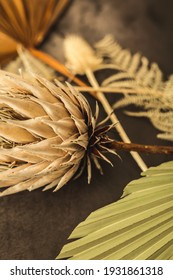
[0, 0, 173, 259]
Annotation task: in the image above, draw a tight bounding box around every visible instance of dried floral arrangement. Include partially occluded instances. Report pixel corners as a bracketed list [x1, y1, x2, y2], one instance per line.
[0, 0, 173, 260]
[1, 70, 173, 197]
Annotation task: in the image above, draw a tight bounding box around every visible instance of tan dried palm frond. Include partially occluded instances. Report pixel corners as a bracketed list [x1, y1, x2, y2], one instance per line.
[0, 0, 91, 94]
[0, 32, 18, 64]
[0, 70, 119, 197]
[0, 0, 69, 64]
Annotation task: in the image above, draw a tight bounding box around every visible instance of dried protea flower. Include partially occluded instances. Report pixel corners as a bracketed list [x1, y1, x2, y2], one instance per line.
[0, 70, 116, 197]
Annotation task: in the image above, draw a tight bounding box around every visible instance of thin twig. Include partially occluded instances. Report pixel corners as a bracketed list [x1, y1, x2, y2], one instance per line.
[74, 86, 163, 96]
[86, 68, 148, 172]
[109, 140, 173, 155]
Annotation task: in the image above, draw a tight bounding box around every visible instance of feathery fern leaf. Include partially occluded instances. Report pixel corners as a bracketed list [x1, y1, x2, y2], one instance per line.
[95, 35, 164, 90]
[57, 161, 173, 260]
[95, 35, 173, 141]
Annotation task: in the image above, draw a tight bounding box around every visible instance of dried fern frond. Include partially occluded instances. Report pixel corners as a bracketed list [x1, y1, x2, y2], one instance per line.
[95, 35, 164, 90]
[0, 70, 121, 197]
[95, 35, 173, 142]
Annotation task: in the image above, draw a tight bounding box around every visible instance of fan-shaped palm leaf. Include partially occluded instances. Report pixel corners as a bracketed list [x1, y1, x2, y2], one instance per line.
[0, 0, 69, 63]
[57, 161, 173, 260]
[0, 1, 92, 93]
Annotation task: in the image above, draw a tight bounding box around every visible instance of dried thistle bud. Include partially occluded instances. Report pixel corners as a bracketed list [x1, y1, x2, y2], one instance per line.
[0, 71, 116, 196]
[64, 35, 102, 74]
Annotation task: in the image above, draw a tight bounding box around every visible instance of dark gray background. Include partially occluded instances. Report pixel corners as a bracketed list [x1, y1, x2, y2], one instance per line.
[0, 0, 173, 259]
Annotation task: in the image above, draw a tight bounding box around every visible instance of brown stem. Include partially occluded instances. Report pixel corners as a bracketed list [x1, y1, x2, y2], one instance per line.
[109, 141, 173, 155]
[29, 48, 98, 99]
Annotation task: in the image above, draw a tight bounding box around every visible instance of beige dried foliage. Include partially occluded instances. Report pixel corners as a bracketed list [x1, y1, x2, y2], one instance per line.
[0, 70, 118, 197]
[95, 35, 173, 142]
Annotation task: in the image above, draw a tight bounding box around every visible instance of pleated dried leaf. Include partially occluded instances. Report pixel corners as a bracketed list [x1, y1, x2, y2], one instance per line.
[0, 71, 117, 196]
[0, 0, 69, 64]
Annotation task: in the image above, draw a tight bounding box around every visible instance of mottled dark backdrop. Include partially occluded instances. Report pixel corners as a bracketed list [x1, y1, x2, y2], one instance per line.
[0, 0, 173, 259]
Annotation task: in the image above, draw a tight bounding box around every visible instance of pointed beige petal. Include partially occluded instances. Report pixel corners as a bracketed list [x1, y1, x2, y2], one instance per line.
[65, 82, 92, 121]
[55, 80, 80, 106]
[59, 95, 83, 120]
[87, 155, 92, 184]
[0, 122, 37, 143]
[36, 155, 70, 176]
[43, 117, 77, 139]
[54, 164, 80, 191]
[0, 177, 39, 197]
[0, 95, 46, 118]
[18, 137, 65, 160]
[71, 115, 88, 134]
[62, 82, 92, 122]
[71, 133, 89, 149]
[28, 170, 65, 191]
[7, 161, 49, 180]
[5, 117, 56, 138]
[38, 79, 83, 119]
[55, 133, 88, 151]
[43, 178, 61, 191]
[91, 154, 103, 175]
[95, 148, 114, 166]
[30, 97, 68, 121]
[61, 149, 85, 166]
[0, 163, 30, 182]
[33, 76, 68, 100]
[0, 71, 57, 103]
[0, 164, 30, 188]
[0, 147, 43, 163]
[53, 134, 81, 152]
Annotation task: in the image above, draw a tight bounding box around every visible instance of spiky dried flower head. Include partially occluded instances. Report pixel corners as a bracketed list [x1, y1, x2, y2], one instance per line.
[64, 35, 102, 75]
[0, 70, 116, 196]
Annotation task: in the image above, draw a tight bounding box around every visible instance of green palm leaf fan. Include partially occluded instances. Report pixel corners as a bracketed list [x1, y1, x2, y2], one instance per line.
[57, 161, 173, 260]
